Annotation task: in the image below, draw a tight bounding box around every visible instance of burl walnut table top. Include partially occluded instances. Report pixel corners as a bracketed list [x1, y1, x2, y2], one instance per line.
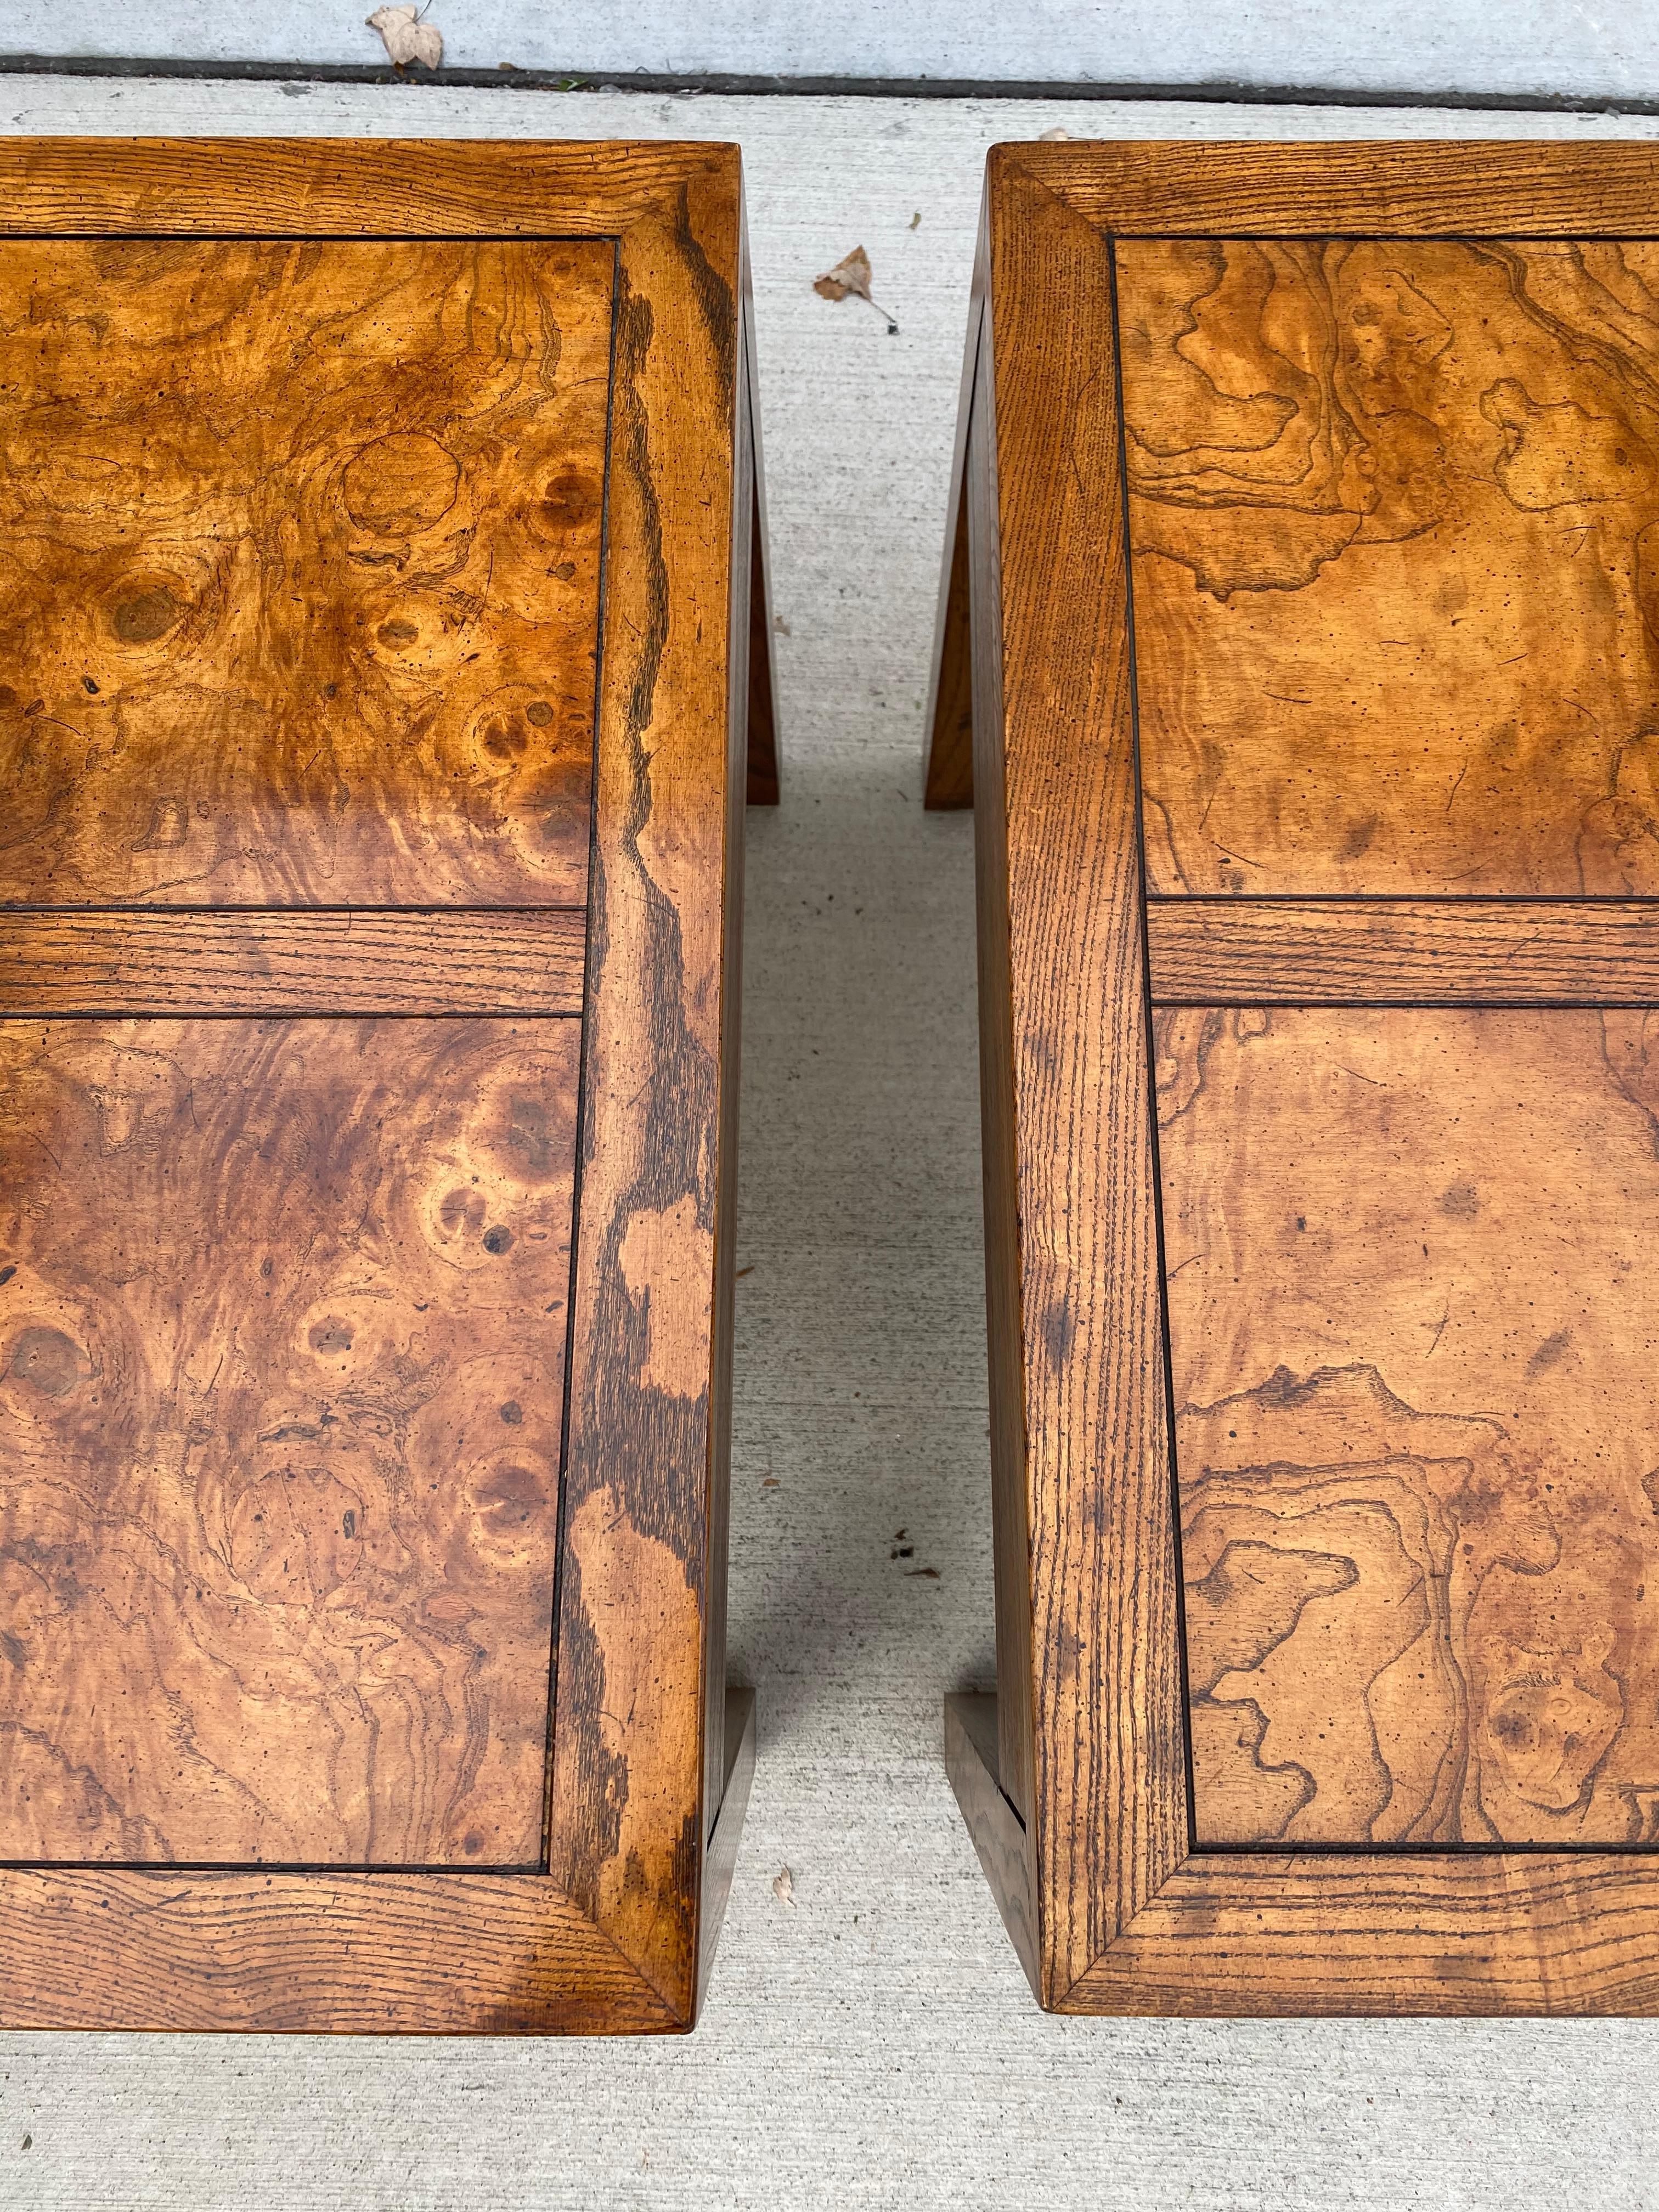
[0, 137, 776, 2035]
[930, 139, 1659, 2016]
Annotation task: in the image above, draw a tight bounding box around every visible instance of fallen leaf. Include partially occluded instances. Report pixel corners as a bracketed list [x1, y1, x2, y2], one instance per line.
[367, 4, 443, 68]
[813, 244, 899, 334]
[735, 1263, 754, 1279]
[761, 1476, 779, 1489]
[814, 244, 872, 303]
[906, 1566, 940, 1579]
[772, 1866, 795, 1906]
[909, 210, 922, 230]
[1040, 125, 1073, 142]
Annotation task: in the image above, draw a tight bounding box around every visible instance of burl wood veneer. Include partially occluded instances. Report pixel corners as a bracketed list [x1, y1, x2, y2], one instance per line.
[928, 140, 1659, 2014]
[0, 138, 778, 2035]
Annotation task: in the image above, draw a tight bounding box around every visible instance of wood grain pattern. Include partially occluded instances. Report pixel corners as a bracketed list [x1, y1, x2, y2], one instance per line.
[697, 274, 764, 1862]
[0, 1015, 576, 1866]
[0, 910, 586, 1014]
[1119, 235, 1659, 898]
[945, 143, 1659, 2016]
[546, 154, 748, 2023]
[1159, 1005, 1659, 1846]
[0, 236, 610, 906]
[0, 1867, 676, 2033]
[968, 296, 1038, 1839]
[0, 137, 733, 244]
[1060, 1852, 1659, 2016]
[984, 160, 1186, 2001]
[1146, 898, 1659, 1004]
[0, 139, 762, 2033]
[1017, 139, 1659, 240]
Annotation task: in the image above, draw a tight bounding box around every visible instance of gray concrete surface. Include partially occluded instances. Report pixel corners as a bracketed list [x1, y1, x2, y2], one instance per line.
[8, 0, 1659, 103]
[3, 76, 1659, 2211]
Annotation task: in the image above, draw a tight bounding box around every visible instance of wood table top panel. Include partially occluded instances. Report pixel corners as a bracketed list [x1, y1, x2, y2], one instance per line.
[0, 136, 764, 2035]
[0, 1014, 577, 1867]
[1156, 1003, 1659, 1849]
[0, 238, 611, 907]
[1118, 236, 1659, 898]
[936, 139, 1659, 2015]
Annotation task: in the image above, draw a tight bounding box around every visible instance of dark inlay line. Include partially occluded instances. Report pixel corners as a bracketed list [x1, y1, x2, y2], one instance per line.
[1193, 1838, 1659, 1857]
[0, 1857, 550, 1875]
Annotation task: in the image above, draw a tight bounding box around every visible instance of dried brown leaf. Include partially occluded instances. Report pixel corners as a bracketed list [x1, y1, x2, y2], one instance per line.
[814, 245, 873, 303]
[368, 4, 443, 69]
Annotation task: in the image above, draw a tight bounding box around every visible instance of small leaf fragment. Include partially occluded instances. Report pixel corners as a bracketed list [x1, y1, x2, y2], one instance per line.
[367, 4, 443, 68]
[814, 245, 873, 303]
[813, 244, 899, 333]
[772, 1865, 795, 1906]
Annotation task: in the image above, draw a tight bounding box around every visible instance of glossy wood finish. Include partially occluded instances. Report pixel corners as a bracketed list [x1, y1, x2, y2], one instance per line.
[0, 238, 610, 909]
[0, 138, 771, 2034]
[0, 1015, 577, 1868]
[932, 140, 1659, 2016]
[1120, 236, 1659, 900]
[1160, 1006, 1659, 1847]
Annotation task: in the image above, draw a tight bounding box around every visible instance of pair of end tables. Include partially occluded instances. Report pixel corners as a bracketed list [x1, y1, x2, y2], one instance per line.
[0, 136, 1656, 2032]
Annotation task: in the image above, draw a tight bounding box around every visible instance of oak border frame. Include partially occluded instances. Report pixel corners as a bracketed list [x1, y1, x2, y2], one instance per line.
[0, 137, 775, 2034]
[931, 139, 1659, 2015]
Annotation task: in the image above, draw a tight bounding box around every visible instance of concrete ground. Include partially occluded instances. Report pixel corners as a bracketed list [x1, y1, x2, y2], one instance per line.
[9, 0, 1659, 104]
[3, 76, 1659, 2212]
